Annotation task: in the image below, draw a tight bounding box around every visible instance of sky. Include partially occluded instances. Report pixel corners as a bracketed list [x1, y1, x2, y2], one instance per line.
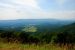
[0, 0, 75, 20]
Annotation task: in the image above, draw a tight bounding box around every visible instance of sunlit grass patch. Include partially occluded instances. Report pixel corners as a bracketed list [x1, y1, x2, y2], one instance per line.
[0, 42, 75, 50]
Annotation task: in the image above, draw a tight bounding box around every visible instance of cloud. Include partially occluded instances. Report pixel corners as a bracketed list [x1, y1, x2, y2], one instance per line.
[1, 7, 74, 20]
[12, 0, 40, 9]
[0, 0, 41, 20]
[0, 0, 75, 20]
[0, 2, 15, 8]
[0, 8, 19, 20]
[16, 0, 35, 6]
[0, 0, 40, 9]
[33, 10, 75, 20]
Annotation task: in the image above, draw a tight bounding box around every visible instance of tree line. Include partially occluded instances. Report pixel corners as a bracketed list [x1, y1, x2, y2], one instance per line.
[0, 29, 75, 45]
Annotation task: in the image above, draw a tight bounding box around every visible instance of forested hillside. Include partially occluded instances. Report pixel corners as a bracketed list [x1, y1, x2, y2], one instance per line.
[0, 19, 75, 50]
[0, 19, 75, 45]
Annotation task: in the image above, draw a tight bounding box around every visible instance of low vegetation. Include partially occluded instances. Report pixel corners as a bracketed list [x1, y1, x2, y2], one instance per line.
[0, 42, 75, 50]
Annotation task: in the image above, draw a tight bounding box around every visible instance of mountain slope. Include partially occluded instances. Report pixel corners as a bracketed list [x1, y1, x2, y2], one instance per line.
[0, 19, 75, 32]
[55, 23, 75, 33]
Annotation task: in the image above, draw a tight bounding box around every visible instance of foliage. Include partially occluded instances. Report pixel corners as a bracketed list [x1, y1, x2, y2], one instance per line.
[0, 23, 75, 46]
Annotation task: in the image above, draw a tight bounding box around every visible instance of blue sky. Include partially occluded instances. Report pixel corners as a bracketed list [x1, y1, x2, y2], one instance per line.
[0, 0, 75, 20]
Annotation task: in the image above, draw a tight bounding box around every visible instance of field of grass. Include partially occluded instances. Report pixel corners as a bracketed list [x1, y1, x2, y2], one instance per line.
[0, 42, 75, 50]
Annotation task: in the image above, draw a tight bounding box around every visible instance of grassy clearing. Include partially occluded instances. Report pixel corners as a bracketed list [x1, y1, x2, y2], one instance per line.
[0, 42, 75, 50]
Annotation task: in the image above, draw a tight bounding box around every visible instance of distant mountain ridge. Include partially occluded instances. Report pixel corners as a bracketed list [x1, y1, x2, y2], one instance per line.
[0, 19, 75, 31]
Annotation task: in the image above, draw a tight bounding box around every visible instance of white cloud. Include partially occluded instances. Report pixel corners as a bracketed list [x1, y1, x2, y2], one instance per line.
[0, 0, 75, 20]
[0, 2, 15, 8]
[0, 8, 19, 20]
[33, 10, 75, 20]
[0, 0, 40, 9]
[13, 0, 40, 9]
[51, 11, 75, 20]
[0, 6, 75, 20]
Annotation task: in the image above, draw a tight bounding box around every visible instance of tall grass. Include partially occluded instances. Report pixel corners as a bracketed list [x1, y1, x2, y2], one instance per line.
[0, 42, 75, 50]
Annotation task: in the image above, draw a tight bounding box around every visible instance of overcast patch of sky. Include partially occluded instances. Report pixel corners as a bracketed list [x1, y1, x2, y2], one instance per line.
[0, 0, 75, 20]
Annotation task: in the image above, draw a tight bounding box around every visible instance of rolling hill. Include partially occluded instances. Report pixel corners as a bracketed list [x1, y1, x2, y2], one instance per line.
[0, 19, 74, 32]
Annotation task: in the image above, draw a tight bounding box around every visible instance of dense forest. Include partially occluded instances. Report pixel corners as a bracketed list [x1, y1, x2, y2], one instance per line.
[0, 19, 75, 46]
